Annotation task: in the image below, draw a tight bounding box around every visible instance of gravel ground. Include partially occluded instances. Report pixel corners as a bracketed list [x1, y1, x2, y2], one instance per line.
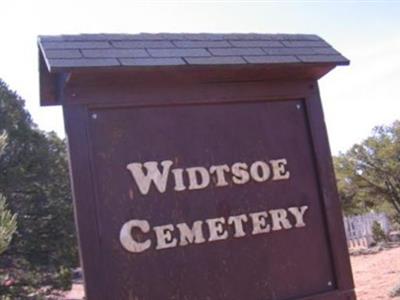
[63, 246, 400, 300]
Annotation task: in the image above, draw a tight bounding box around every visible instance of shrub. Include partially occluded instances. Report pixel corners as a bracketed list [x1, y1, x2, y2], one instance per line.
[54, 266, 73, 291]
[372, 221, 387, 243]
[390, 278, 400, 298]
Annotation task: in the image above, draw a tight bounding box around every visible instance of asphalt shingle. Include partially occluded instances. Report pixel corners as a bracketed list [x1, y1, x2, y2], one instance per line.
[297, 55, 348, 63]
[229, 40, 284, 48]
[111, 41, 175, 49]
[282, 41, 329, 48]
[148, 48, 211, 58]
[45, 49, 82, 59]
[209, 48, 265, 56]
[120, 57, 186, 66]
[38, 33, 349, 70]
[173, 41, 231, 48]
[244, 55, 300, 64]
[47, 58, 120, 68]
[263, 47, 339, 55]
[82, 49, 148, 58]
[42, 41, 111, 49]
[184, 56, 246, 65]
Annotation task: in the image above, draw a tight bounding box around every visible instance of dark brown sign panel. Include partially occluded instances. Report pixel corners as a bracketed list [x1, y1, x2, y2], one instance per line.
[90, 100, 333, 299]
[38, 33, 355, 300]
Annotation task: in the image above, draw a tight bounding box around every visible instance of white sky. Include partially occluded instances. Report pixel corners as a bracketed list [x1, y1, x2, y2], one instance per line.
[0, 1, 399, 154]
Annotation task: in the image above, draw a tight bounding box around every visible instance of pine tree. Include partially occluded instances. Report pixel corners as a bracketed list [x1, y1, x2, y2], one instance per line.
[0, 79, 77, 296]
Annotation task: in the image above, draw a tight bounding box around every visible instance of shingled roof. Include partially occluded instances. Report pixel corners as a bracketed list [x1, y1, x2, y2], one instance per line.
[38, 33, 349, 72]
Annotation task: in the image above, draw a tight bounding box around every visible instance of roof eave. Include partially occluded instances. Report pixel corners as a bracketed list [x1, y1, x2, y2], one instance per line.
[38, 38, 349, 107]
[39, 50, 57, 106]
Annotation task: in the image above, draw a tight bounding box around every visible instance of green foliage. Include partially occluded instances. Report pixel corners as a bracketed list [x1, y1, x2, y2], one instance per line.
[371, 221, 386, 243]
[0, 133, 18, 255]
[0, 195, 17, 255]
[334, 121, 400, 222]
[0, 78, 78, 297]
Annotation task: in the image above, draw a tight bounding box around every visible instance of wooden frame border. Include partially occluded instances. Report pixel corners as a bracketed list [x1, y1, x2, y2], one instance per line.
[304, 85, 355, 294]
[63, 105, 107, 300]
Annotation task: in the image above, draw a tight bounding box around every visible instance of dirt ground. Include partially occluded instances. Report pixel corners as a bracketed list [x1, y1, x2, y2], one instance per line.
[351, 246, 400, 300]
[64, 282, 84, 300]
[63, 246, 400, 300]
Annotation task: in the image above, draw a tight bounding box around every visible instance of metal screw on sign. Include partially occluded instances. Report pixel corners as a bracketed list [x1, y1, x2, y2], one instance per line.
[92, 113, 98, 120]
[327, 281, 332, 286]
[296, 104, 301, 110]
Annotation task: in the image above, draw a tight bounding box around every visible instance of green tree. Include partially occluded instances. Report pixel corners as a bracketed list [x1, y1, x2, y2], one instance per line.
[0, 79, 77, 296]
[334, 121, 400, 222]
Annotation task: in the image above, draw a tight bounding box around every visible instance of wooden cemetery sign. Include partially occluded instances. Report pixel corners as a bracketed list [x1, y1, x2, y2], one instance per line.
[38, 33, 355, 300]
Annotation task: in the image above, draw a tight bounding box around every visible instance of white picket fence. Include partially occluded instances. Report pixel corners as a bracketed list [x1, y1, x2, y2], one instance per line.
[343, 212, 391, 249]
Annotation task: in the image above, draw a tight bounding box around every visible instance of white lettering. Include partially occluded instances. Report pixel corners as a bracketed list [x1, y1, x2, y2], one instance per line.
[172, 168, 186, 192]
[271, 159, 290, 180]
[209, 164, 230, 187]
[120, 220, 151, 253]
[231, 162, 250, 184]
[126, 158, 290, 195]
[227, 214, 248, 238]
[250, 161, 271, 182]
[207, 217, 228, 241]
[187, 167, 211, 190]
[119, 205, 309, 254]
[126, 160, 173, 195]
[176, 221, 206, 246]
[288, 206, 309, 228]
[154, 224, 177, 250]
[269, 209, 292, 231]
[249, 211, 271, 234]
